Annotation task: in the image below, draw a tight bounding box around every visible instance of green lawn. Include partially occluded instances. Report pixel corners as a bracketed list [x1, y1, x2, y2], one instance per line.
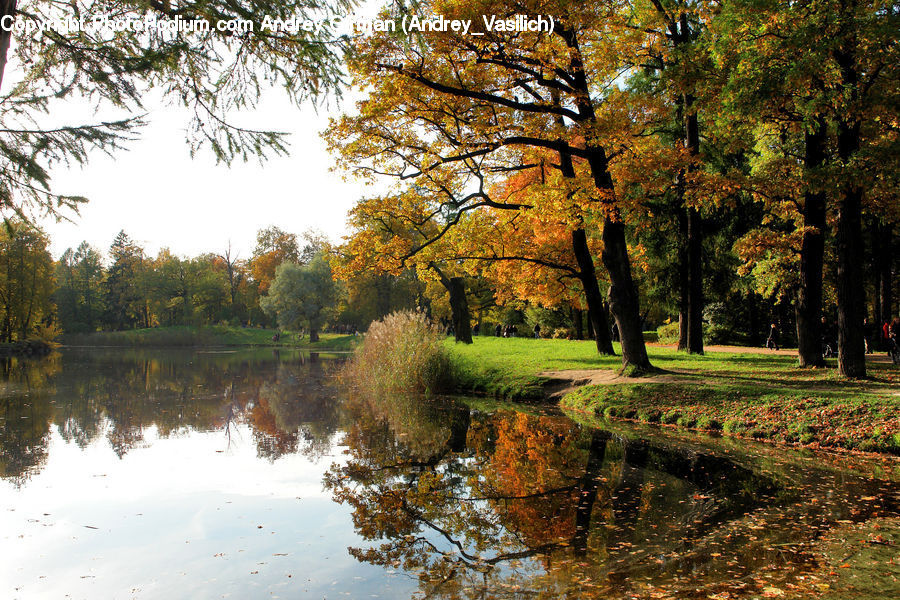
[59, 325, 358, 351]
[445, 336, 900, 453]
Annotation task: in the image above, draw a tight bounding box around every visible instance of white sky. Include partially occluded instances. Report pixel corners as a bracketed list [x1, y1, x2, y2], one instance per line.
[39, 92, 368, 261]
[12, 1, 395, 262]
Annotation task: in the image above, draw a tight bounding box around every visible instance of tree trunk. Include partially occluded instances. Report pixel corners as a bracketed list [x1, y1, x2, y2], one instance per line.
[683, 94, 704, 354]
[670, 15, 704, 354]
[0, 1, 16, 92]
[430, 264, 472, 344]
[872, 220, 882, 346]
[572, 229, 615, 355]
[579, 143, 651, 370]
[446, 276, 473, 343]
[834, 45, 866, 378]
[685, 206, 704, 353]
[677, 248, 688, 349]
[553, 29, 650, 370]
[601, 218, 652, 371]
[309, 328, 319, 342]
[835, 182, 866, 377]
[796, 120, 827, 368]
[573, 307, 583, 340]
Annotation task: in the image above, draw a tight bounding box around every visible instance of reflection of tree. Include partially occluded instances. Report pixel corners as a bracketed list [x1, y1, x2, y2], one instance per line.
[251, 354, 343, 461]
[328, 401, 881, 599]
[0, 355, 60, 486]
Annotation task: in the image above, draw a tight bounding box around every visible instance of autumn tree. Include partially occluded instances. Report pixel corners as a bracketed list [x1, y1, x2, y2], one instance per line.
[329, 0, 661, 370]
[712, 0, 900, 376]
[338, 190, 479, 343]
[251, 226, 301, 295]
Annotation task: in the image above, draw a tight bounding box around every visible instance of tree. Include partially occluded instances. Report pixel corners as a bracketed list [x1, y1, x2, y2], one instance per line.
[55, 241, 106, 333]
[0, 221, 54, 341]
[0, 0, 351, 222]
[103, 231, 147, 330]
[216, 242, 246, 320]
[251, 226, 301, 295]
[260, 253, 337, 341]
[713, 0, 900, 376]
[328, 0, 659, 370]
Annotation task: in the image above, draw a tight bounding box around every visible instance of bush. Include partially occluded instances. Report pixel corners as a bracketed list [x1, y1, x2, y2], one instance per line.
[344, 310, 452, 396]
[551, 327, 574, 339]
[657, 322, 680, 344]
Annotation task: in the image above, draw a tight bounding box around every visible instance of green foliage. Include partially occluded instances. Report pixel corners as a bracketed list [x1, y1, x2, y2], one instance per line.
[0, 221, 55, 342]
[344, 310, 452, 397]
[103, 231, 148, 330]
[55, 242, 105, 333]
[0, 0, 352, 221]
[657, 322, 681, 345]
[260, 253, 337, 338]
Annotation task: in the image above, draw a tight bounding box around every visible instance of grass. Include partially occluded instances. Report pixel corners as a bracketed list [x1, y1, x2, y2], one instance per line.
[445, 335, 900, 453]
[59, 325, 358, 351]
[343, 310, 452, 396]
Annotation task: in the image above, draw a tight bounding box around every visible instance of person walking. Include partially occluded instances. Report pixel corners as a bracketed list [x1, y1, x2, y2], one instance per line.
[766, 322, 779, 351]
[890, 318, 900, 365]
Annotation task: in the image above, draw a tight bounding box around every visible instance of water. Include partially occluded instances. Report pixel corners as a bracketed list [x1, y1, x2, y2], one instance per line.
[1, 349, 898, 599]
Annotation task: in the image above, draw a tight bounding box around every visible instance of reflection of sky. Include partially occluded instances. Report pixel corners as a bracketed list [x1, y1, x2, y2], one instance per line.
[0, 425, 416, 599]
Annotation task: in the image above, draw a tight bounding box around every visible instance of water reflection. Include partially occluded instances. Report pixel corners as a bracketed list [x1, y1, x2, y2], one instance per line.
[327, 393, 900, 599]
[1, 350, 898, 599]
[0, 349, 342, 486]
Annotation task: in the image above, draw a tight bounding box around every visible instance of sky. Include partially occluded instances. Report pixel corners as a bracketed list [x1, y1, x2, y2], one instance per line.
[39, 91, 369, 262]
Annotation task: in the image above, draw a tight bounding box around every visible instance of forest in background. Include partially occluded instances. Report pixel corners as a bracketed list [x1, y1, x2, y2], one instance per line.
[0, 209, 895, 354]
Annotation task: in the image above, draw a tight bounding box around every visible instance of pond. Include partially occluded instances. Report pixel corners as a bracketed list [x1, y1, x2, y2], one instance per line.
[1, 349, 898, 599]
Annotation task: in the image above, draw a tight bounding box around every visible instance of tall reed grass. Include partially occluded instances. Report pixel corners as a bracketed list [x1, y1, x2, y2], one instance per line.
[344, 310, 452, 396]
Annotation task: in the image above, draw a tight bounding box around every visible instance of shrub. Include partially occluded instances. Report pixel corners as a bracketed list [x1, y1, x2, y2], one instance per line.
[656, 322, 680, 344]
[344, 310, 452, 396]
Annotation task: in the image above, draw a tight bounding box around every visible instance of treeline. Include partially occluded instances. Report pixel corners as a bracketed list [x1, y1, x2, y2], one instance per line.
[0, 208, 894, 357]
[0, 222, 426, 341]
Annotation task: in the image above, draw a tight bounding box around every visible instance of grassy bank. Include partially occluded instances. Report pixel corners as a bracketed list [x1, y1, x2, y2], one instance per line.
[59, 325, 358, 351]
[446, 336, 900, 453]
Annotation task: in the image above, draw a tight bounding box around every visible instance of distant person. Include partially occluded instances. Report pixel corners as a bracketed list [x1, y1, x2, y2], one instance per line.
[890, 318, 900, 365]
[863, 318, 873, 354]
[533, 323, 541, 339]
[766, 322, 779, 351]
[495, 324, 502, 337]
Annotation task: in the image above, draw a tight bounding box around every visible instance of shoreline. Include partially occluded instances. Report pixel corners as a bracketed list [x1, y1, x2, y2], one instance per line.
[445, 337, 900, 455]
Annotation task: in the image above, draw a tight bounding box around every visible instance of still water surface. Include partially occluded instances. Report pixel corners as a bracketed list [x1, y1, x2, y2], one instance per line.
[1, 349, 898, 599]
